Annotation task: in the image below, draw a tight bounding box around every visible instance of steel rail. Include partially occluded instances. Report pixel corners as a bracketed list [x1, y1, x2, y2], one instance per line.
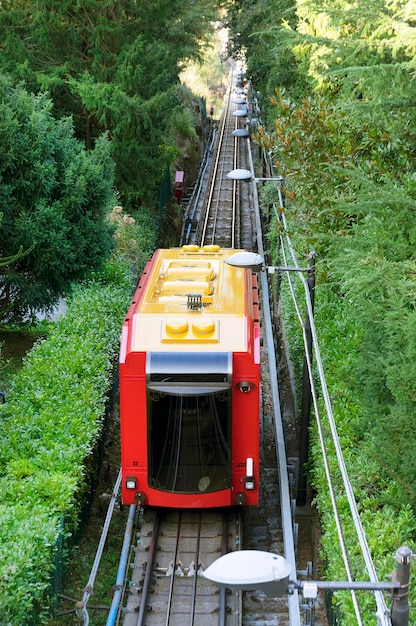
[189, 512, 202, 626]
[219, 514, 229, 626]
[128, 510, 235, 625]
[136, 511, 161, 626]
[231, 114, 239, 249]
[182, 127, 218, 246]
[165, 511, 183, 625]
[208, 96, 236, 246]
[200, 78, 232, 244]
[199, 69, 243, 248]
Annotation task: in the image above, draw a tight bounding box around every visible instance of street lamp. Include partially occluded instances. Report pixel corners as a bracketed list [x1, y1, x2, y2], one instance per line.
[203, 548, 412, 626]
[203, 550, 291, 598]
[225, 250, 308, 274]
[232, 129, 250, 138]
[232, 109, 248, 117]
[227, 168, 285, 184]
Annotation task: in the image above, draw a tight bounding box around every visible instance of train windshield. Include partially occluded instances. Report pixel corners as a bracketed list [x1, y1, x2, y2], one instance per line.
[147, 388, 231, 494]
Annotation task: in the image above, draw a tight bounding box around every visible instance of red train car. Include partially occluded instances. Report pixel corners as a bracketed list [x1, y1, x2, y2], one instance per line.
[119, 245, 260, 508]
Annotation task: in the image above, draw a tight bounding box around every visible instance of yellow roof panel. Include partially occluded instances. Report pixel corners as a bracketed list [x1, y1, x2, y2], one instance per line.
[137, 247, 247, 315]
[132, 315, 246, 351]
[130, 247, 251, 352]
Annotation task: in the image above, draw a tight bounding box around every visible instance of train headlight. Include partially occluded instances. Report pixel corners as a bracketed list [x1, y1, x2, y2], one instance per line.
[126, 476, 137, 490]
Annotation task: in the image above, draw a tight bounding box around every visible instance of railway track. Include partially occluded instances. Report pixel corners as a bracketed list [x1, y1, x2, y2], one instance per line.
[67, 67, 305, 626]
[117, 67, 301, 626]
[186, 68, 255, 251]
[123, 509, 242, 626]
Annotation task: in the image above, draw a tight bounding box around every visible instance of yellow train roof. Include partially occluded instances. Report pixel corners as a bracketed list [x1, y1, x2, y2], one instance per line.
[128, 246, 253, 353]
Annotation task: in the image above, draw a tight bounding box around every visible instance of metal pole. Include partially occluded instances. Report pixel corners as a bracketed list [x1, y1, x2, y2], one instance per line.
[391, 546, 412, 626]
[297, 251, 316, 506]
[75, 600, 86, 626]
[106, 504, 136, 626]
[247, 146, 302, 625]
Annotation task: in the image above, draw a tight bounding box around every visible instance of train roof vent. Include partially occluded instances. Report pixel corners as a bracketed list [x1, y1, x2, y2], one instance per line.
[192, 319, 216, 334]
[165, 319, 189, 334]
[164, 265, 215, 281]
[181, 244, 200, 253]
[202, 244, 221, 253]
[187, 294, 202, 310]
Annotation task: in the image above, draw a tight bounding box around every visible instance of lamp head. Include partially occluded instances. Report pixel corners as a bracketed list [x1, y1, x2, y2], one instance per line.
[203, 550, 291, 597]
[227, 168, 252, 181]
[225, 251, 265, 273]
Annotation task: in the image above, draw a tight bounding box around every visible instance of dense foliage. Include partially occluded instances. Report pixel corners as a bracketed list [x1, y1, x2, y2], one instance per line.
[0, 2, 222, 619]
[0, 0, 220, 322]
[0, 0, 223, 208]
[0, 271, 130, 623]
[0, 79, 115, 323]
[227, 0, 416, 621]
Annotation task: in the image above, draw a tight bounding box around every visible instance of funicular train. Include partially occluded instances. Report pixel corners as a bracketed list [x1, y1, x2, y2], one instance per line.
[119, 245, 260, 508]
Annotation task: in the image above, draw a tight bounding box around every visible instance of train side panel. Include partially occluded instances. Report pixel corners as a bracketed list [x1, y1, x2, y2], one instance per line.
[119, 353, 147, 503]
[231, 351, 260, 506]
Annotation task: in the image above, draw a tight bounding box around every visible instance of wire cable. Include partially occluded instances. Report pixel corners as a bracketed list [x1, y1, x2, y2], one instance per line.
[266, 158, 391, 625]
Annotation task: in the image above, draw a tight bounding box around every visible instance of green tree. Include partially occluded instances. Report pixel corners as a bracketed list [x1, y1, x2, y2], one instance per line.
[0, 0, 222, 208]
[238, 1, 416, 619]
[225, 0, 305, 110]
[0, 79, 115, 323]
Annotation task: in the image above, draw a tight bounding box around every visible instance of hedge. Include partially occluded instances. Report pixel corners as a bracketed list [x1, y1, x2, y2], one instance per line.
[0, 263, 131, 624]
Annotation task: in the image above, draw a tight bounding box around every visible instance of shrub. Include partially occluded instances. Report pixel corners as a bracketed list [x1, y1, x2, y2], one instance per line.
[0, 268, 131, 622]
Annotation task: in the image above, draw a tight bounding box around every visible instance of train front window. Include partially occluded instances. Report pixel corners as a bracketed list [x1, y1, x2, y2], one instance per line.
[148, 389, 231, 493]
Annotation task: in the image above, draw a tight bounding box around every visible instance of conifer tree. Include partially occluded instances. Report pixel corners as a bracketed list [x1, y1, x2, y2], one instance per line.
[0, 79, 115, 322]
